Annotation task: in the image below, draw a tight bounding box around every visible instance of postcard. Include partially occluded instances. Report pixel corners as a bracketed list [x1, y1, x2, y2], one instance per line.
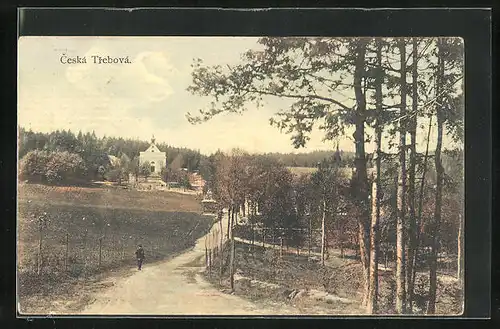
[17, 35, 464, 316]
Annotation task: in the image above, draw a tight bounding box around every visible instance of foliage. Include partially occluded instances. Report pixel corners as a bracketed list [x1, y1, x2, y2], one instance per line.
[139, 162, 151, 179]
[20, 150, 87, 184]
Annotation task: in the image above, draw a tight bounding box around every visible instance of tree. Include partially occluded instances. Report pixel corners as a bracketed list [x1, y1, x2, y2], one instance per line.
[129, 156, 140, 181]
[139, 162, 151, 181]
[170, 153, 184, 171]
[367, 38, 384, 314]
[406, 37, 419, 312]
[395, 38, 408, 314]
[185, 36, 463, 314]
[187, 37, 375, 303]
[19, 150, 50, 182]
[19, 150, 88, 184]
[311, 158, 342, 266]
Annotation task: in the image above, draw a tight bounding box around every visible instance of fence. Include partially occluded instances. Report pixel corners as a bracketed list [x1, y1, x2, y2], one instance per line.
[232, 224, 355, 257]
[18, 230, 189, 278]
[228, 223, 459, 274]
[17, 209, 210, 280]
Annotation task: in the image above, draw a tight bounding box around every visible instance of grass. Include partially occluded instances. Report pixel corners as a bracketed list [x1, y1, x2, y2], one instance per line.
[204, 239, 463, 315]
[17, 183, 212, 314]
[204, 241, 364, 314]
[18, 183, 203, 213]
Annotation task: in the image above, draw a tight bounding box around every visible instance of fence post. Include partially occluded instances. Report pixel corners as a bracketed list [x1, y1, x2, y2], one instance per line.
[252, 224, 255, 250]
[98, 237, 103, 269]
[205, 236, 208, 268]
[262, 228, 265, 248]
[65, 233, 69, 272]
[280, 237, 283, 259]
[37, 220, 43, 276]
[120, 237, 124, 261]
[208, 249, 212, 277]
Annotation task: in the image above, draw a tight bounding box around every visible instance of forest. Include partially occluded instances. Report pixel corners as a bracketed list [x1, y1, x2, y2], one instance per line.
[186, 37, 464, 314]
[17, 127, 354, 185]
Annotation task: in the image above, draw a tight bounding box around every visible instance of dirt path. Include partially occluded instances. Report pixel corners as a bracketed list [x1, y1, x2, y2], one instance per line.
[79, 214, 297, 315]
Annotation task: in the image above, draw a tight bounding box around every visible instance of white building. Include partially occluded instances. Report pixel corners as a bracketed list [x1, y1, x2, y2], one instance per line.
[139, 136, 166, 177]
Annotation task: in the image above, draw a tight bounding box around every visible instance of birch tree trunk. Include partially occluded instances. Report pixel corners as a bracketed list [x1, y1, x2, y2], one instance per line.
[411, 115, 433, 301]
[229, 211, 235, 291]
[406, 37, 419, 313]
[427, 39, 445, 314]
[396, 37, 408, 314]
[353, 38, 371, 306]
[367, 179, 380, 314]
[457, 214, 463, 282]
[321, 198, 326, 266]
[367, 38, 383, 314]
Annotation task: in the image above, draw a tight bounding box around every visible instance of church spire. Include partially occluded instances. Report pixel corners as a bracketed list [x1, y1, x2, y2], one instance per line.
[151, 134, 156, 145]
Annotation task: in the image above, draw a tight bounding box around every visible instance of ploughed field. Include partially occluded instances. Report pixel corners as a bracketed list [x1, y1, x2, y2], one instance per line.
[17, 183, 212, 313]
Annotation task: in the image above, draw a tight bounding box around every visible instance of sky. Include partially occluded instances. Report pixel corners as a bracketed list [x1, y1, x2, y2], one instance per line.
[18, 37, 462, 156]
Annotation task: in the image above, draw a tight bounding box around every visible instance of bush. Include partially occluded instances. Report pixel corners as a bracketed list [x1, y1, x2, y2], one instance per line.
[20, 150, 88, 184]
[104, 168, 122, 182]
[19, 150, 50, 182]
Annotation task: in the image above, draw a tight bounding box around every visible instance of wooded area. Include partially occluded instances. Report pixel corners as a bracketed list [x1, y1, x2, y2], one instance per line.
[18, 128, 349, 186]
[187, 37, 464, 314]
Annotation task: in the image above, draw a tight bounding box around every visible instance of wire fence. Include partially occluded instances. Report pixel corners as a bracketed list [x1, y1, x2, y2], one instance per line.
[18, 231, 189, 278]
[206, 222, 460, 276]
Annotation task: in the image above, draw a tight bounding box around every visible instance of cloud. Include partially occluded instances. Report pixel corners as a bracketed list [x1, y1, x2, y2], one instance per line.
[65, 47, 175, 105]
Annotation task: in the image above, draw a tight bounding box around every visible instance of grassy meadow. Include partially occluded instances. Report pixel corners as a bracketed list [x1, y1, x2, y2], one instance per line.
[17, 183, 212, 312]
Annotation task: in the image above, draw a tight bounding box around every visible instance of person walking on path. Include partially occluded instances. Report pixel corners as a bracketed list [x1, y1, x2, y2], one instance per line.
[135, 245, 145, 270]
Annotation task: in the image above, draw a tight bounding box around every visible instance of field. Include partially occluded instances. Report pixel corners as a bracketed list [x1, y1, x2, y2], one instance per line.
[17, 183, 212, 313]
[286, 166, 355, 178]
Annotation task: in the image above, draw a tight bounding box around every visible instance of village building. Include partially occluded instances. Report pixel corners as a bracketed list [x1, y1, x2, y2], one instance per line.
[139, 136, 166, 177]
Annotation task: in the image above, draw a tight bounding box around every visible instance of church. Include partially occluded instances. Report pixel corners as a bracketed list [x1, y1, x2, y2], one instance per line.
[139, 136, 166, 176]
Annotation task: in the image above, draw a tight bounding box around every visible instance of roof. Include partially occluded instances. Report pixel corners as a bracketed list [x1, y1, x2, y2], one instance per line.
[143, 143, 163, 154]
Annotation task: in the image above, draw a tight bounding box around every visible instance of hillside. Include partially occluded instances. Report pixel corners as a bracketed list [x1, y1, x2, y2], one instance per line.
[17, 183, 211, 314]
[18, 183, 203, 213]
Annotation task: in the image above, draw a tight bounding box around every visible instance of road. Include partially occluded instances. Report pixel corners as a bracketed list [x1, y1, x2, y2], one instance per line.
[79, 213, 297, 315]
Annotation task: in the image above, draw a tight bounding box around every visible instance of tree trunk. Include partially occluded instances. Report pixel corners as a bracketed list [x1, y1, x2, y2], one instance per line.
[396, 38, 408, 314]
[367, 38, 383, 314]
[353, 38, 371, 306]
[227, 207, 231, 239]
[65, 233, 69, 272]
[218, 211, 224, 286]
[427, 39, 445, 314]
[411, 115, 433, 302]
[367, 179, 380, 314]
[457, 214, 463, 281]
[308, 214, 312, 257]
[406, 37, 419, 313]
[321, 198, 326, 266]
[205, 237, 209, 268]
[229, 210, 236, 292]
[251, 222, 255, 250]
